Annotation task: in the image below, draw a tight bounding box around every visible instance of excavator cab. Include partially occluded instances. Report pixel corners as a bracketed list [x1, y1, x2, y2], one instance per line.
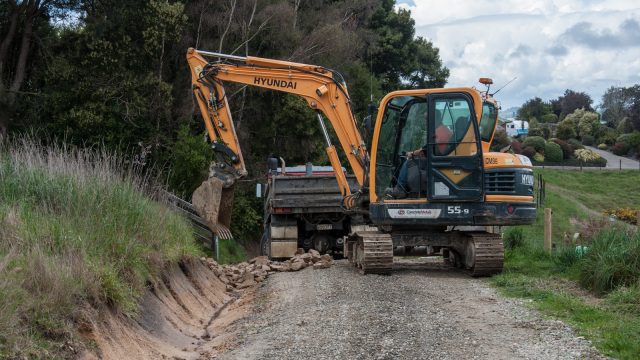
[372, 91, 483, 203]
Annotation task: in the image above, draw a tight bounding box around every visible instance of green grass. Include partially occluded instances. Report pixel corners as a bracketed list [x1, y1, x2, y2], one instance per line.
[537, 169, 640, 211]
[491, 169, 640, 359]
[0, 139, 201, 358]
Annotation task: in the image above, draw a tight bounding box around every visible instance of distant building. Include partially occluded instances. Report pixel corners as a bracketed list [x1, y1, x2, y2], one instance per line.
[504, 118, 529, 137]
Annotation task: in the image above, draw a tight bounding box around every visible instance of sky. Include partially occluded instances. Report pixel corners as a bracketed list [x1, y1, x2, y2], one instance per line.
[396, 0, 640, 109]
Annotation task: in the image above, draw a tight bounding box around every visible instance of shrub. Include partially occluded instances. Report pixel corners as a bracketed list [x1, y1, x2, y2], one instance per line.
[597, 143, 608, 150]
[511, 139, 522, 154]
[617, 132, 640, 148]
[521, 146, 536, 159]
[527, 127, 544, 138]
[574, 148, 601, 162]
[522, 136, 546, 152]
[612, 142, 629, 156]
[551, 138, 573, 160]
[489, 129, 510, 152]
[556, 120, 577, 140]
[544, 141, 563, 162]
[540, 113, 558, 123]
[541, 124, 551, 139]
[603, 208, 639, 225]
[617, 117, 634, 134]
[533, 153, 544, 162]
[579, 227, 640, 294]
[568, 138, 584, 150]
[581, 134, 595, 146]
[503, 227, 525, 250]
[596, 127, 619, 146]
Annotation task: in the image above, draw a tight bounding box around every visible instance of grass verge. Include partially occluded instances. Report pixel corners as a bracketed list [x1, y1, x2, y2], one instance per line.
[492, 169, 640, 360]
[0, 138, 201, 358]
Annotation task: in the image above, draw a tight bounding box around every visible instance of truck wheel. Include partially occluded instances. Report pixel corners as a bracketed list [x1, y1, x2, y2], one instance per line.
[260, 228, 271, 258]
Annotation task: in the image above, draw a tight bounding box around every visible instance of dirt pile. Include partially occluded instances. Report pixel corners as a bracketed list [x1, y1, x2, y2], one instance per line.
[207, 249, 334, 290]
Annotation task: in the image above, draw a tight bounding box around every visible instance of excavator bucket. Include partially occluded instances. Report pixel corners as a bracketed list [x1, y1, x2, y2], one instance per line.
[191, 177, 235, 240]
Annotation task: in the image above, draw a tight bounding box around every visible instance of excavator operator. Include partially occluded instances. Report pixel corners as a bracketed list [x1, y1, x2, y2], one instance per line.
[386, 114, 452, 198]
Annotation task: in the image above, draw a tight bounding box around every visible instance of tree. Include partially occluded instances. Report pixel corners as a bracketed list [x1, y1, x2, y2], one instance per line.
[556, 89, 593, 119]
[0, 0, 80, 135]
[517, 97, 552, 121]
[367, 0, 448, 91]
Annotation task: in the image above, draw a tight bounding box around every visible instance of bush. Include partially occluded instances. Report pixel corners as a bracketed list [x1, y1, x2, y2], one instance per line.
[551, 138, 573, 160]
[579, 227, 640, 294]
[522, 136, 546, 152]
[617, 132, 640, 148]
[489, 129, 510, 152]
[540, 113, 558, 123]
[617, 117, 634, 134]
[568, 138, 584, 150]
[503, 227, 525, 250]
[533, 153, 544, 162]
[541, 124, 551, 139]
[511, 139, 522, 154]
[169, 126, 214, 197]
[521, 146, 536, 159]
[527, 127, 544, 138]
[581, 134, 595, 146]
[544, 141, 563, 162]
[596, 127, 619, 146]
[597, 143, 607, 150]
[556, 120, 577, 140]
[612, 142, 629, 156]
[574, 148, 601, 162]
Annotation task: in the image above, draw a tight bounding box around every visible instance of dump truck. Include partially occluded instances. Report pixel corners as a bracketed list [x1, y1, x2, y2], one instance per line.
[260, 161, 358, 258]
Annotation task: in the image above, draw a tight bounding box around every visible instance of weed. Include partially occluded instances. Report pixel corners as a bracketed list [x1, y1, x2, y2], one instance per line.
[503, 227, 525, 250]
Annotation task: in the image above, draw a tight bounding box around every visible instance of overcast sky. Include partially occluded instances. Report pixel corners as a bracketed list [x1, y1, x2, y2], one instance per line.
[397, 0, 640, 109]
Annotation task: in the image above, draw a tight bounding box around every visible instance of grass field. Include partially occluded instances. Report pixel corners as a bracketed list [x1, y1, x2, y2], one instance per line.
[492, 169, 640, 359]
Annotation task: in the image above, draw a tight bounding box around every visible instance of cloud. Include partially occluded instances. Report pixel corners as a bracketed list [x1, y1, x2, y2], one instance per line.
[401, 0, 640, 107]
[560, 19, 640, 49]
[547, 45, 568, 56]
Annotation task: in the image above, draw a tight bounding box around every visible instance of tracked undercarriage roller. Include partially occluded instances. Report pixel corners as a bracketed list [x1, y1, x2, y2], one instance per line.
[446, 232, 504, 277]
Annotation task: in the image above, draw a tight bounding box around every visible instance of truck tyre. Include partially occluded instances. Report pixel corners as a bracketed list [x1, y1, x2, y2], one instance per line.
[260, 228, 271, 257]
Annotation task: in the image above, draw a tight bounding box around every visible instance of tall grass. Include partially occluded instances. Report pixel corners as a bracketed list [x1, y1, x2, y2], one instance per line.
[0, 137, 200, 358]
[579, 226, 640, 295]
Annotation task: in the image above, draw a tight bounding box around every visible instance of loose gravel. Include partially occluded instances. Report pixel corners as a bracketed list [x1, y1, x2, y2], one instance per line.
[220, 259, 606, 360]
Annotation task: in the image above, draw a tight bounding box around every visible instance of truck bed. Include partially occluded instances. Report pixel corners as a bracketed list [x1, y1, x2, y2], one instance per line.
[266, 174, 358, 214]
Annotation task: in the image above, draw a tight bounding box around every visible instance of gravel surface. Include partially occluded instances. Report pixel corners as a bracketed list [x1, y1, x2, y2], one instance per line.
[220, 259, 606, 360]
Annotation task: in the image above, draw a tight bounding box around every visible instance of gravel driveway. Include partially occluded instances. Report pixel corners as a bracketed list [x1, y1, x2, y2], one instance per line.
[587, 146, 640, 169]
[220, 259, 605, 360]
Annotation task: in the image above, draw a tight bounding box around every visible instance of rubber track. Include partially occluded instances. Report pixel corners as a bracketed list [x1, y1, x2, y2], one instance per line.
[468, 232, 504, 277]
[355, 232, 393, 275]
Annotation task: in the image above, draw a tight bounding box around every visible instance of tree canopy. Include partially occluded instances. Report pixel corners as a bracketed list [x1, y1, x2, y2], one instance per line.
[1, 0, 450, 196]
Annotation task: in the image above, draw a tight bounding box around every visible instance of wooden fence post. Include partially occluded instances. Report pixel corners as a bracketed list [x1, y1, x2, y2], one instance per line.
[544, 208, 553, 253]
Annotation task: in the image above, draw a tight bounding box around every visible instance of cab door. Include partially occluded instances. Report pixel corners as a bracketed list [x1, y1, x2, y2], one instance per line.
[426, 93, 483, 201]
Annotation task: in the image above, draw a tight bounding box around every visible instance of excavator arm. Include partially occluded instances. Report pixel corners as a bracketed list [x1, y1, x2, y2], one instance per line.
[187, 48, 369, 197]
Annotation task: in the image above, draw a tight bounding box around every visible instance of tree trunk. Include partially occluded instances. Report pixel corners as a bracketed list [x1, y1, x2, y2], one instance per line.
[0, 8, 20, 79]
[9, 13, 35, 97]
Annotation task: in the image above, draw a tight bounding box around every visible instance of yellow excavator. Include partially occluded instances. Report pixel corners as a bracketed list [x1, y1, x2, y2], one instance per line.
[186, 48, 536, 276]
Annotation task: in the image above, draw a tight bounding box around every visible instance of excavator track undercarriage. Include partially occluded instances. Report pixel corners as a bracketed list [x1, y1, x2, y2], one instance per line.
[447, 232, 504, 277]
[346, 230, 503, 277]
[346, 232, 394, 274]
